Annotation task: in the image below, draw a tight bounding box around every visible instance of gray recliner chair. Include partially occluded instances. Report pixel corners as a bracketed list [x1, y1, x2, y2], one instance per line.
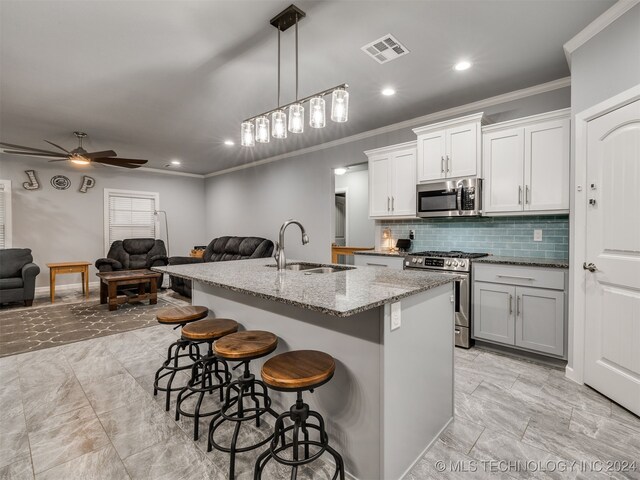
[0, 248, 40, 306]
[95, 238, 169, 287]
[169, 236, 274, 298]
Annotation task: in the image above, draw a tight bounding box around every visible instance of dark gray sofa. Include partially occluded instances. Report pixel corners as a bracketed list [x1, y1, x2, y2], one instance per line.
[169, 236, 274, 298]
[0, 248, 40, 306]
[95, 238, 169, 287]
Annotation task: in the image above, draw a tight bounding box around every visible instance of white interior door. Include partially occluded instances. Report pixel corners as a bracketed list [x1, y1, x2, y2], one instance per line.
[584, 98, 640, 416]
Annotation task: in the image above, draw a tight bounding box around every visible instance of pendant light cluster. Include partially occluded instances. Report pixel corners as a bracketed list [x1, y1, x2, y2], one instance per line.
[241, 4, 349, 147]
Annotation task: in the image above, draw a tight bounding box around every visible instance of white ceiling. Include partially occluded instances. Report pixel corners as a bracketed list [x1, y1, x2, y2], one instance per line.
[0, 0, 614, 175]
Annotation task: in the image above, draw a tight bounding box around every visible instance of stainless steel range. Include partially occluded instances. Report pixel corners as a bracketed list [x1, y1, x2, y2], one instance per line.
[403, 250, 489, 348]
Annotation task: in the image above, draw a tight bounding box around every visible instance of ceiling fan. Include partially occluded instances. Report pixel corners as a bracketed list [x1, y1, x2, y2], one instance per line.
[0, 131, 149, 169]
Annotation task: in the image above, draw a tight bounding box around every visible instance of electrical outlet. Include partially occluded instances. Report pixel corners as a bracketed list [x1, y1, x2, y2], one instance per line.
[409, 229, 416, 240]
[391, 302, 401, 331]
[534, 229, 543, 242]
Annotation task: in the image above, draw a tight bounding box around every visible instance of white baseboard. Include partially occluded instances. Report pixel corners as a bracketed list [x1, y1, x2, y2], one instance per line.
[35, 281, 100, 295]
[564, 366, 583, 385]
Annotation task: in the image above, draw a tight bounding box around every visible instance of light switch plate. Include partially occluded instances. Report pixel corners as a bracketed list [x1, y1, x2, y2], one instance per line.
[534, 229, 543, 242]
[391, 302, 401, 331]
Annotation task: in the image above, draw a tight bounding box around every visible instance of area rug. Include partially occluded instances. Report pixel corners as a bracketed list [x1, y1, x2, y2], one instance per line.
[0, 297, 182, 357]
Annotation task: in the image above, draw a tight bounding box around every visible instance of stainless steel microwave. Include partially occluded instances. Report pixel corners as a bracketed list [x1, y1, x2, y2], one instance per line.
[416, 177, 482, 218]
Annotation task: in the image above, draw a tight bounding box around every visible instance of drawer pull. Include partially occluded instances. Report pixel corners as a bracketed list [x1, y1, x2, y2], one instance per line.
[496, 275, 535, 281]
[454, 329, 461, 335]
[366, 263, 388, 267]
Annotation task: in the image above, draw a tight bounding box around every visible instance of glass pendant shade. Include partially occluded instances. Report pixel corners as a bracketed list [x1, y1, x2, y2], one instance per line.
[331, 88, 349, 123]
[288, 103, 304, 133]
[255, 116, 270, 143]
[272, 110, 287, 139]
[240, 121, 255, 147]
[309, 96, 326, 128]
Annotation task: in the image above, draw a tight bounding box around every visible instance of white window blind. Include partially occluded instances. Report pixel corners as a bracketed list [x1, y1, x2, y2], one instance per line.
[0, 180, 12, 249]
[104, 189, 159, 254]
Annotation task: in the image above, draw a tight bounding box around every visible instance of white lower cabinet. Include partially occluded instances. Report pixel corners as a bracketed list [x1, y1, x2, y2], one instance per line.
[354, 254, 404, 270]
[473, 264, 567, 358]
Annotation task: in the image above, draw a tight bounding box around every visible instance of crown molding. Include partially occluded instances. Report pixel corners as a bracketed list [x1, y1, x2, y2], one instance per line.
[136, 166, 205, 178]
[563, 0, 639, 69]
[205, 76, 571, 178]
[482, 108, 571, 132]
[412, 112, 485, 136]
[364, 140, 417, 157]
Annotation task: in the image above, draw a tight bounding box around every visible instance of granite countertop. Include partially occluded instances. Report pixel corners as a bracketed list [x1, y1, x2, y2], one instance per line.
[472, 256, 569, 269]
[154, 258, 457, 317]
[353, 250, 408, 257]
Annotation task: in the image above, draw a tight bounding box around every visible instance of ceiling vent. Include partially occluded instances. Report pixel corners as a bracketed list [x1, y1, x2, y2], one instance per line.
[361, 34, 409, 64]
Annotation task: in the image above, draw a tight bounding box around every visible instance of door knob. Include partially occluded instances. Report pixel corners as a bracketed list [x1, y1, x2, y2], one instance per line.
[583, 262, 597, 272]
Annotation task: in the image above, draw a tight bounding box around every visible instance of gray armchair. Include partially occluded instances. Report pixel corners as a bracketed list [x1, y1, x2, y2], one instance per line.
[0, 248, 40, 306]
[96, 238, 168, 286]
[169, 236, 274, 297]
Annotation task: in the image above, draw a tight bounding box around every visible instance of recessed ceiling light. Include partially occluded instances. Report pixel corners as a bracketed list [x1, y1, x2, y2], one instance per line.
[170, 159, 181, 165]
[454, 60, 472, 71]
[334, 167, 347, 175]
[381, 88, 396, 96]
[224, 139, 235, 146]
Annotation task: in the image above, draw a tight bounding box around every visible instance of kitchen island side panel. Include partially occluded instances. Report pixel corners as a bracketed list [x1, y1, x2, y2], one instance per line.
[192, 282, 383, 480]
[381, 283, 455, 479]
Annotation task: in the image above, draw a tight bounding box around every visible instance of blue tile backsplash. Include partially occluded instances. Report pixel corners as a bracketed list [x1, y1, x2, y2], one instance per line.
[380, 215, 569, 260]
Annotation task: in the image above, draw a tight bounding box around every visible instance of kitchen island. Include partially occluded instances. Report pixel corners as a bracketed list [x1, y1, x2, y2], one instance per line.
[155, 258, 456, 480]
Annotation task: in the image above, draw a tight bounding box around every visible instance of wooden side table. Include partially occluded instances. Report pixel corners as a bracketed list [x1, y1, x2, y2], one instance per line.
[47, 261, 91, 303]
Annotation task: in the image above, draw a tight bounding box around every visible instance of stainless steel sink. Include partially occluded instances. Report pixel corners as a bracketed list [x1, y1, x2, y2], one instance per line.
[303, 267, 343, 274]
[266, 262, 355, 273]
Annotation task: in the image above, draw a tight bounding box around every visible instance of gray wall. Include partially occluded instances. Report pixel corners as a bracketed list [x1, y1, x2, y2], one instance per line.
[571, 4, 640, 113]
[0, 156, 206, 288]
[204, 87, 571, 262]
[335, 168, 375, 247]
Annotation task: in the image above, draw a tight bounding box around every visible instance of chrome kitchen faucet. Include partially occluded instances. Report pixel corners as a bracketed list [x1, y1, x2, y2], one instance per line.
[275, 219, 309, 270]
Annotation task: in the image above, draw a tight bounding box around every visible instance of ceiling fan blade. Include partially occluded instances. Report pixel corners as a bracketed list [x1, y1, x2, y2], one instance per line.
[94, 157, 148, 164]
[93, 158, 144, 168]
[2, 150, 68, 158]
[83, 150, 116, 159]
[0, 142, 65, 155]
[44, 140, 71, 153]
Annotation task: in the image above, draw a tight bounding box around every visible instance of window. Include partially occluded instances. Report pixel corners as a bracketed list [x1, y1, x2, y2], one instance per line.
[104, 188, 159, 255]
[0, 179, 12, 249]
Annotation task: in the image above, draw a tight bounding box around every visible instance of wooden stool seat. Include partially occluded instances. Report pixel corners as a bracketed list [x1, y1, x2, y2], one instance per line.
[156, 306, 208, 325]
[261, 350, 335, 391]
[214, 331, 278, 360]
[182, 318, 239, 341]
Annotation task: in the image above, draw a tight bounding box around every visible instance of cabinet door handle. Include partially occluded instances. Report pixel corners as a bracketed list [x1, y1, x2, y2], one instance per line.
[496, 274, 535, 281]
[387, 197, 390, 211]
[526, 185, 530, 204]
[509, 294, 513, 315]
[441, 156, 445, 174]
[517, 296, 521, 316]
[518, 186, 523, 205]
[391, 196, 395, 211]
[446, 155, 451, 173]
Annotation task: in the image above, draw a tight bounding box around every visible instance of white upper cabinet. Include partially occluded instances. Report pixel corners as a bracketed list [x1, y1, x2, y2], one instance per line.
[365, 141, 417, 218]
[413, 112, 483, 183]
[482, 109, 570, 215]
[483, 128, 525, 213]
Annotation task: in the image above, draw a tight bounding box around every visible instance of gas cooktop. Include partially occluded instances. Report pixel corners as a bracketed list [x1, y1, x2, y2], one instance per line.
[411, 250, 489, 259]
[404, 251, 489, 272]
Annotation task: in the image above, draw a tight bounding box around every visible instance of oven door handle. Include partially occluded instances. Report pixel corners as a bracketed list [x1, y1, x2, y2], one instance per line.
[456, 188, 463, 215]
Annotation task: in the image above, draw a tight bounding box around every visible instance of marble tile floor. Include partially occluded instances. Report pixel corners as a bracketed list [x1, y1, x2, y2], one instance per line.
[1, 325, 638, 479]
